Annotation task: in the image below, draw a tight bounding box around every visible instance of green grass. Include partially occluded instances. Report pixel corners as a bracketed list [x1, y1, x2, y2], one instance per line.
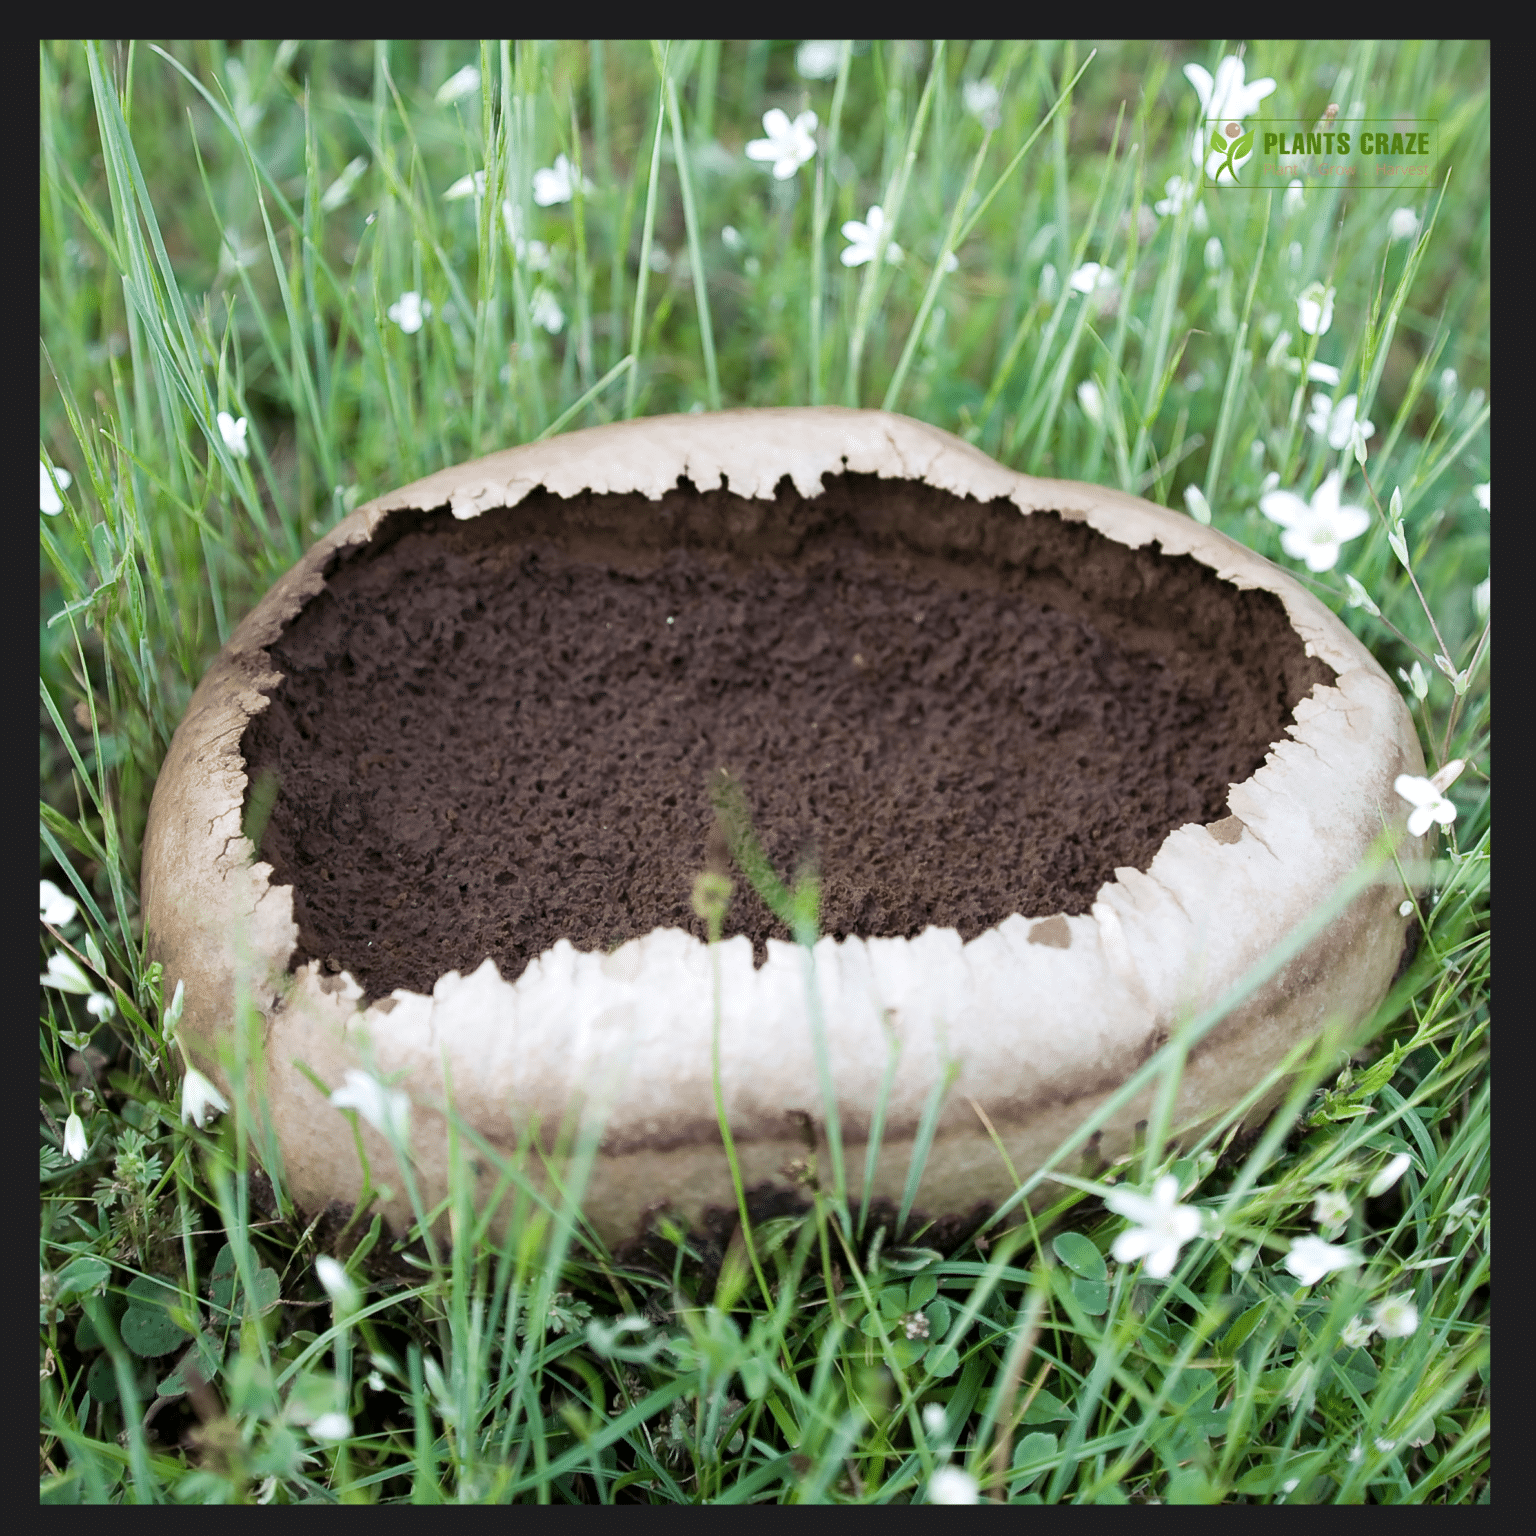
[40, 39, 1489, 1504]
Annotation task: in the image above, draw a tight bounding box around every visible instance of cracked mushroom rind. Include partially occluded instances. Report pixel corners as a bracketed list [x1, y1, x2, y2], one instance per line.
[140, 407, 1422, 1246]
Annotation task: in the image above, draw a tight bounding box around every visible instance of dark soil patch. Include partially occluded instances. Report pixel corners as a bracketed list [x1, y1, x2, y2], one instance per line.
[242, 472, 1332, 999]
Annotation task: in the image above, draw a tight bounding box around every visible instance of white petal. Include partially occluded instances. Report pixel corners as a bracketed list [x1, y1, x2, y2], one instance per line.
[1278, 527, 1314, 562]
[1259, 490, 1312, 528]
[1328, 505, 1371, 542]
[1142, 1240, 1181, 1279]
[1303, 539, 1341, 573]
[1104, 1188, 1158, 1225]
[1394, 774, 1436, 807]
[1183, 63, 1214, 109]
[1111, 1228, 1159, 1264]
[760, 108, 791, 140]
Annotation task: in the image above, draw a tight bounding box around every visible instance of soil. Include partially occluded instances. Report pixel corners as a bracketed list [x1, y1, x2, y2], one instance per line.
[242, 472, 1334, 1000]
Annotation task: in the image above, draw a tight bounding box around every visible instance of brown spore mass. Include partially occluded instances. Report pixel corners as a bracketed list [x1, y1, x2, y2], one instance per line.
[242, 473, 1333, 998]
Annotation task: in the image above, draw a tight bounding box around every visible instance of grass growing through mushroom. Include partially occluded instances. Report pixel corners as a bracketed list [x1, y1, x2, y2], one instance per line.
[40, 39, 1488, 1504]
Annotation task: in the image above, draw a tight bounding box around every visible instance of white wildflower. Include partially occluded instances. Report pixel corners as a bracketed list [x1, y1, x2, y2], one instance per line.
[1312, 1190, 1352, 1236]
[86, 991, 116, 1022]
[1259, 468, 1370, 572]
[840, 206, 903, 267]
[1339, 1315, 1375, 1349]
[319, 156, 368, 213]
[1297, 281, 1336, 336]
[1183, 484, 1212, 525]
[1204, 236, 1224, 271]
[1437, 367, 1458, 401]
[181, 1067, 231, 1130]
[309, 1412, 351, 1443]
[1388, 207, 1420, 242]
[216, 412, 250, 461]
[41, 952, 94, 995]
[1371, 1294, 1419, 1339]
[530, 287, 565, 334]
[922, 1403, 947, 1437]
[330, 1068, 411, 1141]
[721, 224, 744, 252]
[435, 64, 482, 106]
[367, 1370, 386, 1391]
[64, 1112, 88, 1162]
[1077, 379, 1104, 426]
[388, 291, 430, 335]
[1106, 1173, 1203, 1280]
[903, 1311, 930, 1341]
[1283, 179, 1306, 217]
[532, 154, 591, 207]
[745, 108, 818, 181]
[316, 1255, 361, 1314]
[1375, 1437, 1398, 1454]
[1398, 900, 1415, 917]
[443, 170, 486, 201]
[1367, 1152, 1413, 1198]
[1347, 1442, 1363, 1462]
[1343, 574, 1380, 617]
[41, 461, 73, 515]
[40, 880, 78, 927]
[1306, 393, 1375, 452]
[1398, 661, 1428, 702]
[1038, 263, 1059, 301]
[1394, 758, 1464, 837]
[1283, 1235, 1357, 1287]
[927, 1466, 980, 1504]
[1069, 261, 1115, 295]
[1183, 56, 1275, 178]
[1473, 575, 1489, 621]
[1153, 175, 1195, 218]
[1473, 481, 1489, 511]
[963, 78, 1002, 129]
[795, 40, 841, 81]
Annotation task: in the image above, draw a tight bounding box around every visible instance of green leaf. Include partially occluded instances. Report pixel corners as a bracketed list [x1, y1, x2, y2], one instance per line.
[907, 1274, 939, 1311]
[1232, 130, 1254, 160]
[155, 1332, 224, 1398]
[1011, 1431, 1058, 1489]
[1210, 130, 1227, 156]
[1022, 1388, 1070, 1424]
[209, 1242, 282, 1316]
[740, 1357, 767, 1401]
[1166, 1466, 1223, 1503]
[1052, 1231, 1106, 1283]
[925, 1298, 952, 1340]
[86, 1353, 121, 1402]
[1219, 1301, 1268, 1356]
[120, 1273, 193, 1356]
[1071, 1277, 1110, 1315]
[120, 1303, 191, 1357]
[54, 1255, 110, 1303]
[926, 1343, 961, 1379]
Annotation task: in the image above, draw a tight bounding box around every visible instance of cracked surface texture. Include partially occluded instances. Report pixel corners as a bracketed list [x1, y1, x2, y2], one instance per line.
[242, 474, 1334, 997]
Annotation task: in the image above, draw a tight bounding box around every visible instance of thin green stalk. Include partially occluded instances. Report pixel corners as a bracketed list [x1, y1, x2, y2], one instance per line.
[625, 58, 668, 419]
[657, 45, 720, 411]
[845, 41, 945, 407]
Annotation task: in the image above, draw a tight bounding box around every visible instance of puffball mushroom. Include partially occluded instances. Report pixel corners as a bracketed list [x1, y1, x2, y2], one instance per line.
[140, 408, 1423, 1248]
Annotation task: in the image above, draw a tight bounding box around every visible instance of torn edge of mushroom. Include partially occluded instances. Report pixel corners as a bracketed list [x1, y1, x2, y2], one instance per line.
[234, 412, 1408, 1026]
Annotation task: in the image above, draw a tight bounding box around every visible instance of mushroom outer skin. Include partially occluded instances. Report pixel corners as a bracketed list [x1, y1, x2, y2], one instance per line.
[140, 407, 1424, 1247]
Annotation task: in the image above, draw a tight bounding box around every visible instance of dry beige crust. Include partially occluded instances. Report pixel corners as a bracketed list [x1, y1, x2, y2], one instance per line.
[141, 408, 1423, 1246]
